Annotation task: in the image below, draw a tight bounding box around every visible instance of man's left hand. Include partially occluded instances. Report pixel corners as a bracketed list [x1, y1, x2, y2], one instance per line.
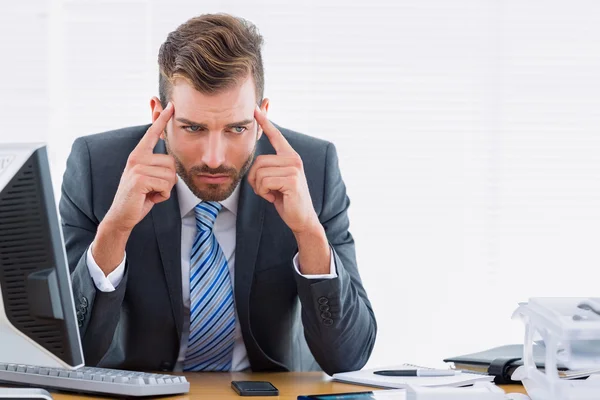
[248, 106, 320, 236]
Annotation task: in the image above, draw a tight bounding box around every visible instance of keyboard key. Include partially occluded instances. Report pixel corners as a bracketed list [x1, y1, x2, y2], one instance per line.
[69, 371, 84, 379]
[0, 364, 6, 371]
[17, 365, 26, 373]
[93, 374, 103, 382]
[6, 364, 16, 372]
[26, 366, 39, 374]
[144, 377, 157, 385]
[38, 368, 49, 375]
[59, 371, 69, 378]
[115, 376, 130, 384]
[49, 369, 59, 377]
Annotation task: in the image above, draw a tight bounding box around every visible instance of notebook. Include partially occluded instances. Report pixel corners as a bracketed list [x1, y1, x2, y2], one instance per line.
[331, 364, 494, 389]
[444, 344, 600, 382]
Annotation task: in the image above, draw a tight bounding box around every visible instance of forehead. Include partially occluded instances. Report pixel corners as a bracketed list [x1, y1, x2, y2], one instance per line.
[170, 75, 256, 122]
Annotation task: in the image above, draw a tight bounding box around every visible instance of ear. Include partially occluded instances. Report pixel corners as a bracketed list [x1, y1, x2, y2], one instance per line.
[257, 98, 270, 140]
[150, 96, 166, 139]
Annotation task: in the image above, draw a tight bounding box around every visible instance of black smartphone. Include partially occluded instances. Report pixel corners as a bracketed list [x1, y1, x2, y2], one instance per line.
[231, 380, 279, 396]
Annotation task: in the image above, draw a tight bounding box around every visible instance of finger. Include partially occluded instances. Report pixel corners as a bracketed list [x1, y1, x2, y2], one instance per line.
[254, 106, 295, 155]
[263, 192, 276, 203]
[247, 155, 300, 187]
[137, 102, 174, 152]
[133, 175, 174, 198]
[128, 152, 177, 172]
[253, 167, 297, 194]
[145, 153, 177, 171]
[149, 191, 171, 204]
[130, 165, 177, 186]
[256, 176, 289, 199]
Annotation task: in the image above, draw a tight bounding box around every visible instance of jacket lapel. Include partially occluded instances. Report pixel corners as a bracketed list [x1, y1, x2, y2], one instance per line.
[234, 132, 290, 371]
[151, 138, 184, 338]
[234, 152, 266, 333]
[235, 136, 268, 362]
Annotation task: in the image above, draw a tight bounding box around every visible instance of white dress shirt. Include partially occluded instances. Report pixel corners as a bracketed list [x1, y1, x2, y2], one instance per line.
[86, 177, 337, 371]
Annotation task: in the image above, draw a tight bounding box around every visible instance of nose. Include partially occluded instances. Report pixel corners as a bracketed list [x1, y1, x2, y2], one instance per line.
[201, 132, 226, 169]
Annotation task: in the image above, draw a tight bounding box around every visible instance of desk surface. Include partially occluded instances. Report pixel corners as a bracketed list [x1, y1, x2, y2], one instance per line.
[48, 372, 527, 399]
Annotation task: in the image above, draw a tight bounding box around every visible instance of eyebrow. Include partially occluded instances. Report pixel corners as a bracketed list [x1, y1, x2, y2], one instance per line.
[175, 117, 254, 129]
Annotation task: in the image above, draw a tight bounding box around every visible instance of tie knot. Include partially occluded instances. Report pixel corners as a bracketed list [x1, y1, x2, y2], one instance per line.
[194, 201, 222, 231]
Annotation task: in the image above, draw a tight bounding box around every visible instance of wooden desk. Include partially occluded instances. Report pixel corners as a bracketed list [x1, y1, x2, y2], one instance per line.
[48, 372, 527, 399]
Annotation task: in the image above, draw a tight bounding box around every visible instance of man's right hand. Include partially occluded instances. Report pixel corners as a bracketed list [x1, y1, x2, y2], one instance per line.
[93, 102, 176, 276]
[103, 102, 176, 232]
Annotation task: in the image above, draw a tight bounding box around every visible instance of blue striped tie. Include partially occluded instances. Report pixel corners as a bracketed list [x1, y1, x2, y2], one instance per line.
[184, 201, 236, 371]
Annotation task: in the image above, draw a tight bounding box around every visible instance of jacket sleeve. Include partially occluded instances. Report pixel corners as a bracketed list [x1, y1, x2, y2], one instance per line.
[294, 142, 377, 375]
[59, 137, 129, 366]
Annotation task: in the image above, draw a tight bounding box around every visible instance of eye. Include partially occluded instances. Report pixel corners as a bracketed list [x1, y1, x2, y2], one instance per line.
[182, 125, 204, 133]
[230, 126, 247, 134]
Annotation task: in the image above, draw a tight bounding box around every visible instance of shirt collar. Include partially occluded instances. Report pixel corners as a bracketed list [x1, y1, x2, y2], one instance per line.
[176, 175, 240, 218]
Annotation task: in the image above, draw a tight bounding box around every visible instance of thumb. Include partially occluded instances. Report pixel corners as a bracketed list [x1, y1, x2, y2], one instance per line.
[265, 192, 276, 203]
[150, 192, 170, 204]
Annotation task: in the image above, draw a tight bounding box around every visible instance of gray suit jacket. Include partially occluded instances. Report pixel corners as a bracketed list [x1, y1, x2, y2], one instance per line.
[59, 123, 376, 375]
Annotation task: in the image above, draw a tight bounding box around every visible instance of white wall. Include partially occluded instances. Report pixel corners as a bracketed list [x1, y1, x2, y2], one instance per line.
[2, 0, 600, 369]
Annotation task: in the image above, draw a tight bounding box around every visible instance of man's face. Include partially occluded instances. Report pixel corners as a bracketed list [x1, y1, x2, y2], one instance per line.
[156, 75, 266, 202]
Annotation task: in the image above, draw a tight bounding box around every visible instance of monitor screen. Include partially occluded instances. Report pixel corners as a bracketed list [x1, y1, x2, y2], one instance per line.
[0, 144, 84, 369]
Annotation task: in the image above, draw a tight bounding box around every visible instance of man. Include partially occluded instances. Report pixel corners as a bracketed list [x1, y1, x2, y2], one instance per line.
[60, 13, 376, 375]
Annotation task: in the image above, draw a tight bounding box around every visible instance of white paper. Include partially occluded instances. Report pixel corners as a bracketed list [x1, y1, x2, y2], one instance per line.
[332, 364, 494, 389]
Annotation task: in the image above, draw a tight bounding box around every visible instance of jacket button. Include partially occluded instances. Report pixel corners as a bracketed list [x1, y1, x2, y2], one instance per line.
[319, 304, 329, 312]
[76, 311, 84, 327]
[160, 362, 172, 371]
[321, 311, 332, 319]
[318, 297, 328, 305]
[81, 297, 88, 307]
[323, 318, 334, 326]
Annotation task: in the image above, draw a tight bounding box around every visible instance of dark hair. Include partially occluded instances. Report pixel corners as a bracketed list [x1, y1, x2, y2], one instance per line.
[158, 13, 264, 107]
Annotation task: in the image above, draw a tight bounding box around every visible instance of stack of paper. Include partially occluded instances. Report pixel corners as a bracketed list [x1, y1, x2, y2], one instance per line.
[332, 364, 494, 389]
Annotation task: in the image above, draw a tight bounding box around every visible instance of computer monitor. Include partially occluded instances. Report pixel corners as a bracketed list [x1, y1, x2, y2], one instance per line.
[0, 143, 84, 370]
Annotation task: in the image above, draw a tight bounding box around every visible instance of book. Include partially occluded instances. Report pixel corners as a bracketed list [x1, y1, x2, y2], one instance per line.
[444, 344, 600, 382]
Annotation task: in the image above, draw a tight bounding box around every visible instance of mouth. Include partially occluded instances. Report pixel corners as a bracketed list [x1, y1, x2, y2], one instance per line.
[196, 174, 232, 184]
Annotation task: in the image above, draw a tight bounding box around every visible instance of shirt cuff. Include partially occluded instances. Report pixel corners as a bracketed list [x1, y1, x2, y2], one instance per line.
[86, 242, 126, 292]
[293, 247, 338, 279]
